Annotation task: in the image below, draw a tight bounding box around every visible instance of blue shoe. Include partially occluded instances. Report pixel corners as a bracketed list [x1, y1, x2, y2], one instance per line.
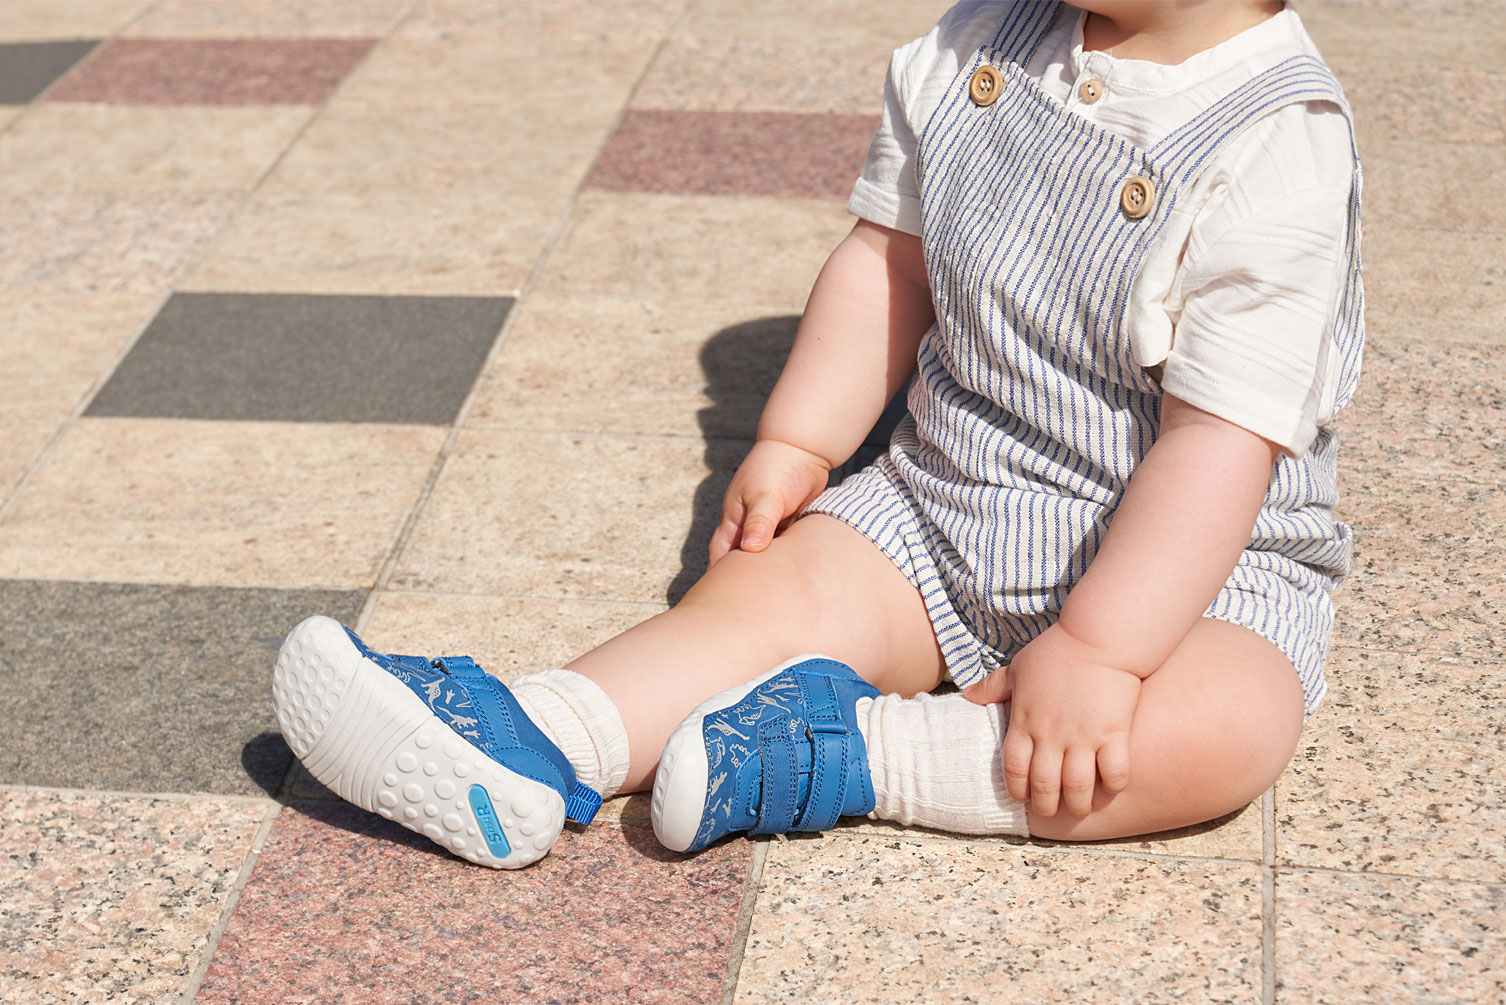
[272, 615, 601, 869]
[651, 655, 881, 853]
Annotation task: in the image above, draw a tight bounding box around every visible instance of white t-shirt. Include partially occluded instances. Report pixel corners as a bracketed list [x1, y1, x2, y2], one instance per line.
[849, 2, 1358, 455]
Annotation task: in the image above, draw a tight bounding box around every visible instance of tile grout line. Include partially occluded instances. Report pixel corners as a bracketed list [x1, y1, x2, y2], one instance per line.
[1261, 787, 1277, 1005]
[719, 836, 770, 1005]
[178, 800, 284, 1004]
[353, 0, 696, 631]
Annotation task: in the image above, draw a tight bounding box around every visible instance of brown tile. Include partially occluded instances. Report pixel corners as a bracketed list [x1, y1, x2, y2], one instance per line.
[0, 105, 311, 193]
[1275, 869, 1505, 1004]
[263, 99, 610, 199]
[0, 418, 445, 589]
[0, 191, 238, 293]
[0, 1, 150, 41]
[391, 427, 734, 602]
[0, 292, 160, 417]
[362, 591, 667, 684]
[1360, 140, 1506, 234]
[633, 37, 893, 114]
[1338, 339, 1505, 488]
[1276, 647, 1504, 882]
[123, 0, 411, 39]
[0, 789, 267, 1003]
[48, 38, 375, 105]
[533, 192, 853, 310]
[1333, 478, 1504, 656]
[589, 110, 878, 199]
[183, 189, 551, 297]
[736, 835, 1263, 1002]
[470, 294, 796, 439]
[198, 803, 750, 1004]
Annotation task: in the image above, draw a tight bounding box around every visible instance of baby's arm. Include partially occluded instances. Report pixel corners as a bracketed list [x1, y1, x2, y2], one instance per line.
[709, 219, 934, 564]
[966, 394, 1282, 819]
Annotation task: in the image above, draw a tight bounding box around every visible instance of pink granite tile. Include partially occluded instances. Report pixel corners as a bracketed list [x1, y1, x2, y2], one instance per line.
[0, 192, 237, 293]
[124, 0, 412, 39]
[1334, 62, 1506, 145]
[47, 39, 375, 105]
[199, 802, 749, 1003]
[1339, 339, 1505, 488]
[589, 110, 877, 199]
[0, 788, 268, 1003]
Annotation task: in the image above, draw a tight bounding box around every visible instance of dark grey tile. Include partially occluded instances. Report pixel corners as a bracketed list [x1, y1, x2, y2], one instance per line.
[86, 292, 513, 425]
[0, 580, 362, 795]
[0, 41, 100, 104]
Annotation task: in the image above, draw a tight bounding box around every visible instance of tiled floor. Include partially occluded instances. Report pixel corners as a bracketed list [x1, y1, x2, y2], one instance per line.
[0, 1, 1500, 1002]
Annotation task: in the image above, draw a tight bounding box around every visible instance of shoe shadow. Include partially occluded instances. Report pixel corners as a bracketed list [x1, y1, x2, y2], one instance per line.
[241, 730, 295, 797]
[667, 314, 908, 606]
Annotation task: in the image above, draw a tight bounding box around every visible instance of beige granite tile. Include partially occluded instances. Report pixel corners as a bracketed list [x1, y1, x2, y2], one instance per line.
[677, 0, 950, 48]
[1338, 63, 1506, 146]
[395, 0, 682, 40]
[0, 419, 57, 503]
[470, 295, 796, 439]
[1276, 647, 1504, 882]
[1333, 478, 1503, 656]
[262, 99, 609, 199]
[183, 189, 550, 297]
[0, 1, 150, 40]
[736, 835, 1263, 1002]
[1359, 139, 1506, 234]
[332, 33, 657, 112]
[0, 192, 239, 293]
[0, 788, 268, 1004]
[0, 291, 160, 417]
[391, 427, 736, 601]
[834, 799, 1264, 863]
[1363, 229, 1506, 345]
[1300, 0, 1506, 69]
[634, 36, 892, 115]
[1338, 339, 1505, 488]
[0, 106, 22, 131]
[362, 590, 667, 684]
[0, 418, 445, 589]
[533, 192, 853, 310]
[0, 105, 311, 194]
[1275, 869, 1505, 1004]
[123, 0, 411, 38]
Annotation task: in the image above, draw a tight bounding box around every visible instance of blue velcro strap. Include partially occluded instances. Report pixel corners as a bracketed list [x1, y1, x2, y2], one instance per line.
[565, 782, 602, 825]
[433, 656, 484, 677]
[793, 722, 851, 832]
[750, 718, 800, 835]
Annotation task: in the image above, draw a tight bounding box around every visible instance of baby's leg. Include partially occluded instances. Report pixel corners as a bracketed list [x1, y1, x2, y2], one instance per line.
[560, 513, 947, 793]
[1024, 617, 1305, 840]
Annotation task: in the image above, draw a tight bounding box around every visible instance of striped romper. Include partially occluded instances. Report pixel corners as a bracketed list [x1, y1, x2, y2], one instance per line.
[807, 0, 1364, 714]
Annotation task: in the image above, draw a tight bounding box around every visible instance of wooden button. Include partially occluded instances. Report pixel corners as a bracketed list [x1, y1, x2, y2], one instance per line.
[968, 64, 1004, 106]
[1078, 78, 1103, 104]
[1120, 175, 1155, 219]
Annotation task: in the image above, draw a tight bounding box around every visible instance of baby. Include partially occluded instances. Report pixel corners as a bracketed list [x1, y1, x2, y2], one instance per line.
[273, 0, 1362, 866]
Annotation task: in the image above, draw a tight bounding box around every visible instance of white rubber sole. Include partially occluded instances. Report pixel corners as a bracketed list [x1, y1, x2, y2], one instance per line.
[651, 654, 832, 853]
[272, 615, 565, 869]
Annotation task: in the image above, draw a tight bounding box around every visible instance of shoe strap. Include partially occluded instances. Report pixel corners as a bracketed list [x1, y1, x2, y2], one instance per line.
[565, 783, 603, 825]
[750, 718, 801, 835]
[793, 720, 851, 832]
[749, 713, 856, 836]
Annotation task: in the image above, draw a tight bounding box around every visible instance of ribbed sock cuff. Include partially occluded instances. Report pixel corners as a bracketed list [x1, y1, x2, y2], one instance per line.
[510, 669, 631, 799]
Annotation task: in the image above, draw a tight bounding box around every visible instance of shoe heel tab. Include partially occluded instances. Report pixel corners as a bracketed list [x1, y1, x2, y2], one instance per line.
[565, 783, 603, 825]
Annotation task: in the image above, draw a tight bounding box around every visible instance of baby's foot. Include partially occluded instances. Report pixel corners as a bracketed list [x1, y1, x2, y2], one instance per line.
[651, 655, 880, 853]
[272, 616, 601, 868]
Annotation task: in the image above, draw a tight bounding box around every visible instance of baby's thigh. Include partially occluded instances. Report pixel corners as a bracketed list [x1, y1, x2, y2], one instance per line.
[683, 513, 946, 696]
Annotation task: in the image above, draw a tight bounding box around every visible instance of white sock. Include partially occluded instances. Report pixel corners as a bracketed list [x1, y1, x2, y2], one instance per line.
[855, 691, 1028, 836]
[509, 669, 631, 799]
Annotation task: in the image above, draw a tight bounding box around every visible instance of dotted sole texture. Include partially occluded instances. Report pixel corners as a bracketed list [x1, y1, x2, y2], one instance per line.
[651, 656, 822, 852]
[272, 616, 566, 869]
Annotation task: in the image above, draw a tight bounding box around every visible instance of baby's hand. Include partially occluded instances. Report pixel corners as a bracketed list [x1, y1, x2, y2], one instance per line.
[963, 625, 1140, 818]
[708, 439, 831, 566]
